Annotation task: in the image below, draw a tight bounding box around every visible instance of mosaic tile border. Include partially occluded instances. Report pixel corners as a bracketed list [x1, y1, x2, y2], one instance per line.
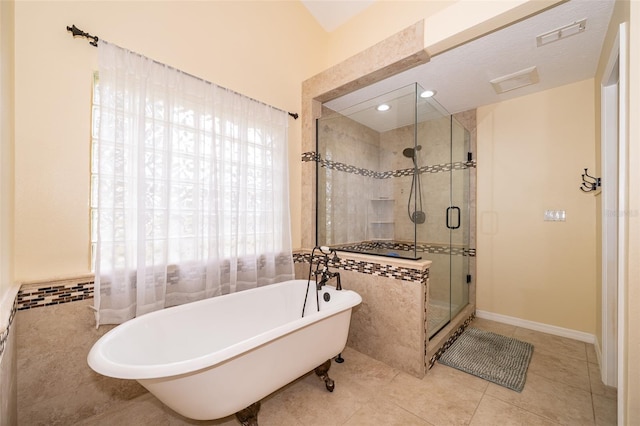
[335, 241, 476, 257]
[0, 297, 17, 359]
[19, 250, 423, 309]
[302, 151, 477, 179]
[293, 252, 428, 284]
[17, 281, 94, 310]
[18, 252, 294, 309]
[427, 312, 476, 369]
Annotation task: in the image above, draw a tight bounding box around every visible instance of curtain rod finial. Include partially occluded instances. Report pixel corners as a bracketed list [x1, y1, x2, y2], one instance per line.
[67, 24, 99, 47]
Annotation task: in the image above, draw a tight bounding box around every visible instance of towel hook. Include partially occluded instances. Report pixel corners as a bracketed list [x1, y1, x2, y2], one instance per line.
[580, 168, 601, 192]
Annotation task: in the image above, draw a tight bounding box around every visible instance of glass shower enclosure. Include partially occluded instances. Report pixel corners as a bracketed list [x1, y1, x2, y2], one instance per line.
[316, 83, 471, 338]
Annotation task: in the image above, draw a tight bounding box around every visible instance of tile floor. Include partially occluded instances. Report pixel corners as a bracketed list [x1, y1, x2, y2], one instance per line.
[17, 301, 617, 425]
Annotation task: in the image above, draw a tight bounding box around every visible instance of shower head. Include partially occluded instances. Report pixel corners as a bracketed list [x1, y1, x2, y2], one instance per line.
[402, 145, 422, 159]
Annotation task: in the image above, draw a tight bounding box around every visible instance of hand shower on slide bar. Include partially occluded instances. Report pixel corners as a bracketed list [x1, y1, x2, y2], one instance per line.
[402, 146, 425, 224]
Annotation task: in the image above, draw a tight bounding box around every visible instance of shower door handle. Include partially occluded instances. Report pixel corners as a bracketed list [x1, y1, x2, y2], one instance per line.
[446, 206, 461, 230]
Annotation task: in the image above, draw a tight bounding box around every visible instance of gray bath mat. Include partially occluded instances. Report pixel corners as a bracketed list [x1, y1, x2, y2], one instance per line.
[438, 327, 533, 392]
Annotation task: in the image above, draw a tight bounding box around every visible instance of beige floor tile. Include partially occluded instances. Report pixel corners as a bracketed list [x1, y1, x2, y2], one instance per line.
[512, 328, 587, 362]
[76, 393, 170, 426]
[470, 318, 517, 337]
[18, 346, 145, 407]
[486, 372, 595, 425]
[586, 344, 598, 364]
[587, 362, 617, 400]
[16, 299, 613, 426]
[429, 362, 490, 394]
[527, 350, 590, 392]
[593, 394, 617, 426]
[383, 372, 484, 425]
[78, 393, 237, 426]
[469, 394, 559, 426]
[18, 377, 136, 426]
[256, 371, 365, 426]
[343, 398, 434, 426]
[330, 346, 400, 397]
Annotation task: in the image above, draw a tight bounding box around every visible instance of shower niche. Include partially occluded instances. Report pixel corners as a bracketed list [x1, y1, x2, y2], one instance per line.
[316, 82, 475, 338]
[367, 198, 395, 241]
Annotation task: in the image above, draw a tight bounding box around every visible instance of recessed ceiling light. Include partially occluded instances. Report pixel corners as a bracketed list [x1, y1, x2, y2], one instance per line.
[490, 66, 539, 94]
[376, 104, 391, 112]
[420, 90, 436, 98]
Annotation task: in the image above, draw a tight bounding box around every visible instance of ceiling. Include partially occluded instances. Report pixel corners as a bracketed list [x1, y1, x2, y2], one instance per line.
[300, 0, 375, 32]
[313, 0, 616, 132]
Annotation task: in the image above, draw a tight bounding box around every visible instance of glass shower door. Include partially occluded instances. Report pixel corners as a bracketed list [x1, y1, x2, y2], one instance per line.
[448, 118, 470, 321]
[426, 115, 470, 339]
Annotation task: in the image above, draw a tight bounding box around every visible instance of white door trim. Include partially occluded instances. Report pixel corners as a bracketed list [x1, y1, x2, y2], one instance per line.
[600, 25, 620, 388]
[616, 21, 628, 425]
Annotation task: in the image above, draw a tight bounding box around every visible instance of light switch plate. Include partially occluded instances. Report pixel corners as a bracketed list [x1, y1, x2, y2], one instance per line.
[544, 210, 566, 221]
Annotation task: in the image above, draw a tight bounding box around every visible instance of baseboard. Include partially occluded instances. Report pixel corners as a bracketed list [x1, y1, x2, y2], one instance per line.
[475, 310, 596, 344]
[594, 336, 603, 367]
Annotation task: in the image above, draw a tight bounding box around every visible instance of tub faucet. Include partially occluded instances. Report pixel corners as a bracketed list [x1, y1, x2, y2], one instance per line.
[317, 268, 341, 291]
[315, 246, 342, 291]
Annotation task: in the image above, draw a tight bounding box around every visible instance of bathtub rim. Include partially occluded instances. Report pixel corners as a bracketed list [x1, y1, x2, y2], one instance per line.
[87, 281, 362, 380]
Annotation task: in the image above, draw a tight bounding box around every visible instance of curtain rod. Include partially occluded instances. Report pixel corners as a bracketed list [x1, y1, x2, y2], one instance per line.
[66, 24, 299, 120]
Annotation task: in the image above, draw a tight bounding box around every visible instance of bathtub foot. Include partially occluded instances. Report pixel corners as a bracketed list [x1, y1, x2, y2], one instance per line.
[235, 402, 260, 426]
[314, 359, 335, 392]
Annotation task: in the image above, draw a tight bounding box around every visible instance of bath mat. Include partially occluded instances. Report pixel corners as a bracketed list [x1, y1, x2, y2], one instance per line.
[438, 327, 533, 392]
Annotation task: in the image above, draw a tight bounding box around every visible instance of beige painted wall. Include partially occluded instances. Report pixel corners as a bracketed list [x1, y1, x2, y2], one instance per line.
[13, 0, 327, 282]
[1, 0, 15, 296]
[0, 1, 17, 422]
[326, 1, 451, 65]
[476, 79, 596, 334]
[11, 0, 564, 284]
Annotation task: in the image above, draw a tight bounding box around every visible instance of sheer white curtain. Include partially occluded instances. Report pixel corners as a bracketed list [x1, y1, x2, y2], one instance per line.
[93, 41, 294, 325]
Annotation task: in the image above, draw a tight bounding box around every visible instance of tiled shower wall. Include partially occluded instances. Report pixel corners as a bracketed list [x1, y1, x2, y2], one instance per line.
[316, 108, 477, 310]
[316, 107, 381, 245]
[317, 107, 475, 249]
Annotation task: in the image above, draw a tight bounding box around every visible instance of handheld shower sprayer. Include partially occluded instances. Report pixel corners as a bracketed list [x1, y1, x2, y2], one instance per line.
[403, 145, 425, 224]
[402, 145, 422, 161]
[319, 246, 340, 262]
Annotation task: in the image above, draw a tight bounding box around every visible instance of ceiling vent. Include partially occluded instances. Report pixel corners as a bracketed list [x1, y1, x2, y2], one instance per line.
[490, 66, 540, 94]
[536, 19, 587, 47]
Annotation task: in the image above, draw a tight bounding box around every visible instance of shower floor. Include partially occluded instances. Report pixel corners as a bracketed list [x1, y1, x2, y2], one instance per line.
[428, 300, 459, 338]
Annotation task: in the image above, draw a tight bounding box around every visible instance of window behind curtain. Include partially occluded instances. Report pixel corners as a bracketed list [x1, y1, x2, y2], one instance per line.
[92, 41, 293, 324]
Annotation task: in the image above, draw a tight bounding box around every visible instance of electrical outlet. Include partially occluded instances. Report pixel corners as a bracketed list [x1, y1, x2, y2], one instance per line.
[544, 210, 566, 221]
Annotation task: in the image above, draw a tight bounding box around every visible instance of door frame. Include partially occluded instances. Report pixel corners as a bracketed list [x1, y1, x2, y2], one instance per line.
[600, 25, 619, 388]
[600, 25, 626, 419]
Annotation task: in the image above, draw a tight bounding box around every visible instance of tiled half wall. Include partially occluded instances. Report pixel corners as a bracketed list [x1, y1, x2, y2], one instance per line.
[15, 253, 427, 311]
[11, 251, 466, 379]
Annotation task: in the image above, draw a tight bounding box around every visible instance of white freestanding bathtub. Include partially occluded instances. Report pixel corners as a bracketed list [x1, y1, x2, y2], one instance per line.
[87, 279, 362, 421]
